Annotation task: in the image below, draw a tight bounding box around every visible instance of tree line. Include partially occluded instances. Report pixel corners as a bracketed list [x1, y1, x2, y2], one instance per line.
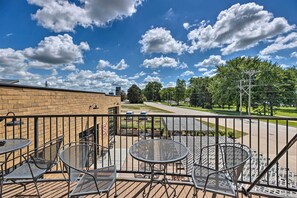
[124, 57, 297, 115]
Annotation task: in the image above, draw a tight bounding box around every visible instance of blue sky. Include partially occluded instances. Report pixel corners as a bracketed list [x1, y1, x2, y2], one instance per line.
[0, 0, 297, 93]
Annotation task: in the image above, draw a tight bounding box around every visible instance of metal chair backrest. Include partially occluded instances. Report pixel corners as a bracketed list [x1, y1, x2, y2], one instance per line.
[31, 136, 64, 170]
[220, 143, 251, 182]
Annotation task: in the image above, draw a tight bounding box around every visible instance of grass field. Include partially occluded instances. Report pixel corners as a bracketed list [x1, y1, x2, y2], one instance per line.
[159, 102, 297, 127]
[121, 103, 172, 113]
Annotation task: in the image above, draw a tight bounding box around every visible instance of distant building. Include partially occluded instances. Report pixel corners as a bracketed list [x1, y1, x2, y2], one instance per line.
[116, 87, 121, 95]
[109, 92, 114, 95]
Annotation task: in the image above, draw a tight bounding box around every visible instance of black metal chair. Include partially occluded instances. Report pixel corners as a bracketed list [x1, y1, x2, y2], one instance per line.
[59, 142, 117, 197]
[0, 136, 64, 197]
[192, 143, 252, 198]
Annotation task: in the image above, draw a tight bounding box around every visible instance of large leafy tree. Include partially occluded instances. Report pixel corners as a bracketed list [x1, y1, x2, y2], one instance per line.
[143, 82, 162, 101]
[160, 87, 176, 102]
[175, 79, 186, 105]
[189, 77, 212, 108]
[127, 84, 143, 104]
[120, 90, 127, 101]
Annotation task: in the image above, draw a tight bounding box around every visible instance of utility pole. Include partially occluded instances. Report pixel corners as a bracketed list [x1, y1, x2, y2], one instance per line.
[246, 70, 256, 116]
[239, 80, 243, 116]
[239, 70, 257, 116]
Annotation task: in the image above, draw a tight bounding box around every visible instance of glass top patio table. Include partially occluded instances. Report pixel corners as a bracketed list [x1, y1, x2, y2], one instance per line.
[0, 139, 31, 155]
[129, 139, 189, 164]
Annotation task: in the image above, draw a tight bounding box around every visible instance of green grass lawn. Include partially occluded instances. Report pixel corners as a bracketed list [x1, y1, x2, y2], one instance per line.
[158, 102, 297, 127]
[121, 103, 172, 113]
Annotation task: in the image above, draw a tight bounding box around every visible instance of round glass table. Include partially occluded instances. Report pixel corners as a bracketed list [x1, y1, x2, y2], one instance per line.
[0, 139, 31, 197]
[0, 139, 31, 155]
[129, 139, 189, 197]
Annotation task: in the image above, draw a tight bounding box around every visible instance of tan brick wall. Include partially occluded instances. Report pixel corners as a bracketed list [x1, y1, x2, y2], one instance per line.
[0, 85, 121, 165]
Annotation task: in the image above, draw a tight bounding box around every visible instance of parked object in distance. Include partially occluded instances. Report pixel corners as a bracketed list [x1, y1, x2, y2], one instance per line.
[139, 111, 148, 120]
[125, 111, 134, 120]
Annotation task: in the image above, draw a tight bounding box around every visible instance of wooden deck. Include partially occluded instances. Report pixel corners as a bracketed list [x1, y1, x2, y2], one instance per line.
[2, 179, 265, 198]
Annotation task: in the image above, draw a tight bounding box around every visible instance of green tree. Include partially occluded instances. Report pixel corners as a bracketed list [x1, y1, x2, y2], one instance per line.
[189, 77, 212, 108]
[160, 87, 176, 104]
[120, 90, 127, 102]
[175, 79, 186, 105]
[143, 82, 163, 101]
[127, 84, 143, 103]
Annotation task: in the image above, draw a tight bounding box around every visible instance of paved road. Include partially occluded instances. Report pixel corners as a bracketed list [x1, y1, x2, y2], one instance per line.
[145, 102, 297, 173]
[162, 117, 212, 132]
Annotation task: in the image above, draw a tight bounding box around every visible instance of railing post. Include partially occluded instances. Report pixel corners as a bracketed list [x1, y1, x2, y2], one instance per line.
[34, 117, 39, 155]
[151, 116, 154, 139]
[215, 117, 219, 170]
[93, 116, 98, 169]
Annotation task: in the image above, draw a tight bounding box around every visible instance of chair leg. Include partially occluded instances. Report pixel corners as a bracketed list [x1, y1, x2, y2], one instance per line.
[114, 180, 117, 197]
[193, 187, 198, 198]
[33, 179, 41, 198]
[0, 177, 3, 198]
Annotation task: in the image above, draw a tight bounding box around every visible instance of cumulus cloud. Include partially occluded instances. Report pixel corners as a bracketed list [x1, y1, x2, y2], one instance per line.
[97, 59, 128, 70]
[28, 0, 143, 32]
[177, 62, 188, 69]
[198, 68, 208, 72]
[291, 52, 297, 58]
[143, 75, 161, 83]
[180, 70, 194, 77]
[183, 22, 190, 30]
[187, 3, 294, 55]
[139, 27, 188, 55]
[0, 34, 88, 80]
[260, 32, 297, 55]
[24, 34, 89, 65]
[195, 55, 225, 67]
[142, 56, 178, 69]
[202, 69, 217, 77]
[128, 71, 146, 80]
[166, 81, 176, 87]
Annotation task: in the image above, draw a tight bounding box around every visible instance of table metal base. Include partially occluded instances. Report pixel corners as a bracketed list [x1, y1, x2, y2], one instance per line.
[134, 163, 177, 198]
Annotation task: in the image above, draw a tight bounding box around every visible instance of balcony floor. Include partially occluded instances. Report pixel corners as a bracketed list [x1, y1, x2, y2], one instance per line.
[2, 179, 267, 198]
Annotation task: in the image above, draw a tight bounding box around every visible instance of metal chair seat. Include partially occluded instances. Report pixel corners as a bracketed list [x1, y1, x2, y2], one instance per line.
[192, 164, 235, 197]
[4, 162, 47, 180]
[71, 165, 116, 196]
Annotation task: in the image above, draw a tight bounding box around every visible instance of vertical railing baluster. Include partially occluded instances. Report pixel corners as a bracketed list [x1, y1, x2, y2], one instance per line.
[215, 117, 219, 171]
[93, 116, 97, 169]
[34, 117, 39, 157]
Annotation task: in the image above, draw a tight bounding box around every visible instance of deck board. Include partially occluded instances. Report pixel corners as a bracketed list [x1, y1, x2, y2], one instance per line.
[2, 180, 266, 198]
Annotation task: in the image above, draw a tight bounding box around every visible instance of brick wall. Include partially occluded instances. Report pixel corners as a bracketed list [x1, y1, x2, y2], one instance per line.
[0, 84, 121, 165]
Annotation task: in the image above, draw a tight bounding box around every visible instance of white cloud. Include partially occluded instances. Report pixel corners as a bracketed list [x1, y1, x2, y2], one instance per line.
[0, 34, 89, 81]
[291, 52, 297, 58]
[202, 69, 217, 77]
[151, 71, 159, 76]
[143, 75, 161, 83]
[128, 71, 146, 80]
[97, 59, 129, 70]
[24, 34, 89, 66]
[275, 55, 286, 60]
[260, 32, 297, 55]
[166, 81, 176, 87]
[28, 0, 143, 32]
[139, 27, 188, 55]
[180, 70, 194, 77]
[177, 62, 188, 69]
[142, 56, 178, 69]
[183, 22, 190, 30]
[195, 55, 225, 67]
[111, 59, 128, 70]
[198, 68, 208, 72]
[187, 3, 294, 55]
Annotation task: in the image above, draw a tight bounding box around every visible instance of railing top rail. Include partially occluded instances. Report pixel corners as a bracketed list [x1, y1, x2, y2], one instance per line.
[0, 113, 297, 121]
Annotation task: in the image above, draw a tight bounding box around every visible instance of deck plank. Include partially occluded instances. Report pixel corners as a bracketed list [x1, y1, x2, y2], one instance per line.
[2, 180, 264, 198]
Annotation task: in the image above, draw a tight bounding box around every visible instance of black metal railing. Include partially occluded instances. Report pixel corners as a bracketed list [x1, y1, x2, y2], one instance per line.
[0, 114, 296, 196]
